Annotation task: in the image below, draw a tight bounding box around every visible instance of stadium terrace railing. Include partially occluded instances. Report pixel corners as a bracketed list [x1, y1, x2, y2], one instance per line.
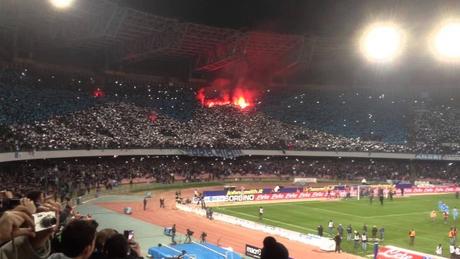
[1, 149, 460, 163]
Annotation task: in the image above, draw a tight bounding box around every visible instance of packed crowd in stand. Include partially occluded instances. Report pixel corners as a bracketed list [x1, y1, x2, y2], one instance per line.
[1, 63, 460, 259]
[1, 156, 459, 199]
[4, 102, 412, 152]
[261, 88, 409, 143]
[414, 101, 460, 153]
[1, 65, 460, 154]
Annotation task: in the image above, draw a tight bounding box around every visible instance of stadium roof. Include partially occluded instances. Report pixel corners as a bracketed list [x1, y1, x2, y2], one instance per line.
[0, 0, 344, 73]
[116, 0, 460, 36]
[1, 0, 460, 84]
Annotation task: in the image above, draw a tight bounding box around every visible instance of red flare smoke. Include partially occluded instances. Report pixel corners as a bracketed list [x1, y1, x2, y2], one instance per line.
[197, 79, 257, 110]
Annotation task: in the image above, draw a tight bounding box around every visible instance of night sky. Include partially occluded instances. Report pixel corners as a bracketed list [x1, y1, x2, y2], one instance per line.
[115, 0, 460, 37]
[109, 0, 460, 85]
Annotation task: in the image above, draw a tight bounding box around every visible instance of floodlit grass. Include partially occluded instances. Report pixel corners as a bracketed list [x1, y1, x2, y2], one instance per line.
[214, 194, 460, 256]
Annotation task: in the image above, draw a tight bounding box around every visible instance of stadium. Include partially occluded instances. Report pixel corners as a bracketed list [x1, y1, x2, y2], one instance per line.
[1, 0, 460, 258]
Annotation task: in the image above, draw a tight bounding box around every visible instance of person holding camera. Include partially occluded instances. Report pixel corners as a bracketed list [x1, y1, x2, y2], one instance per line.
[0, 197, 36, 240]
[0, 209, 35, 242]
[0, 201, 54, 259]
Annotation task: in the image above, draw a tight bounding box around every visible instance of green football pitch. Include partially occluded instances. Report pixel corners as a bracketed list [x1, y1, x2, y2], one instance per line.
[214, 194, 460, 256]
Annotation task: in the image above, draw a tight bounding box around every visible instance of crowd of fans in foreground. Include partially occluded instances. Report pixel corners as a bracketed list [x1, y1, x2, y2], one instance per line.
[0, 189, 145, 259]
[1, 65, 460, 154]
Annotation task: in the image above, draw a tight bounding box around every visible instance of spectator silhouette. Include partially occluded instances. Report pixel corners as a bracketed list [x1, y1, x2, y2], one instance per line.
[260, 236, 289, 259]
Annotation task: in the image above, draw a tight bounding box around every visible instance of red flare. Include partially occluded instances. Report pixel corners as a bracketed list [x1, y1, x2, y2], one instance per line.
[196, 79, 256, 110]
[92, 88, 105, 98]
[234, 96, 250, 109]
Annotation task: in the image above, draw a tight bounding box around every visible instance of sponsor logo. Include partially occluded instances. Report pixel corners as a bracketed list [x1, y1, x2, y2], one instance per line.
[311, 192, 327, 198]
[255, 194, 271, 200]
[226, 194, 255, 202]
[227, 189, 263, 196]
[271, 193, 286, 200]
[286, 193, 298, 199]
[245, 244, 261, 259]
[204, 186, 460, 203]
[207, 196, 227, 202]
[298, 192, 312, 198]
[378, 245, 440, 259]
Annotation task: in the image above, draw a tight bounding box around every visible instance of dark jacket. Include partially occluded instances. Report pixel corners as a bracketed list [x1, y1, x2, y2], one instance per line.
[1, 236, 51, 259]
[261, 242, 289, 259]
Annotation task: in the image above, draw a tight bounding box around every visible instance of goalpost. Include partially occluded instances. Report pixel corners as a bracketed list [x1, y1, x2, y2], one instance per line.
[357, 185, 360, 200]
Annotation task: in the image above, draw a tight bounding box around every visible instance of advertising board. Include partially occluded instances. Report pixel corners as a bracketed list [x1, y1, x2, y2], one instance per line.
[377, 245, 445, 259]
[245, 244, 261, 259]
[202, 186, 460, 203]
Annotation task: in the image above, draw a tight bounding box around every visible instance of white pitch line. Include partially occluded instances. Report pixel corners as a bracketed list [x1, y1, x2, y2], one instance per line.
[219, 208, 317, 233]
[289, 203, 366, 218]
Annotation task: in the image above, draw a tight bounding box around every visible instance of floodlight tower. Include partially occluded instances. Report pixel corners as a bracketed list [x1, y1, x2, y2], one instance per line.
[49, 0, 75, 9]
[359, 22, 405, 63]
[431, 21, 460, 62]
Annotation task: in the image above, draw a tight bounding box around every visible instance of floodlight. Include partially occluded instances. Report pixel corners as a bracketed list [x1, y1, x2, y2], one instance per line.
[49, 0, 74, 9]
[432, 22, 460, 61]
[360, 23, 404, 63]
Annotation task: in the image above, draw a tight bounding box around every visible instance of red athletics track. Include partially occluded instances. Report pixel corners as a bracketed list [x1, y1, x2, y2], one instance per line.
[97, 190, 361, 259]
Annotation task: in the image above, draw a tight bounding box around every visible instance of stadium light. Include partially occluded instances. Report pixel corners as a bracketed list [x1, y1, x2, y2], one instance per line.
[49, 0, 75, 9]
[431, 21, 460, 62]
[359, 23, 405, 63]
